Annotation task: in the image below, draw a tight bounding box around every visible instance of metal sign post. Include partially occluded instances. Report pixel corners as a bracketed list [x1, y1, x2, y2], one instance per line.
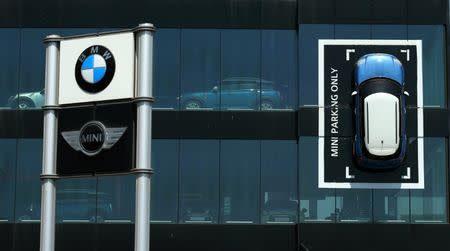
[39, 23, 155, 251]
[40, 35, 61, 251]
[133, 23, 155, 251]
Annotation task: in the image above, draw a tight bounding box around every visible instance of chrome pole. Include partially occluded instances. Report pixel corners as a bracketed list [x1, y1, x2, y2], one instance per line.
[133, 23, 155, 251]
[40, 34, 61, 251]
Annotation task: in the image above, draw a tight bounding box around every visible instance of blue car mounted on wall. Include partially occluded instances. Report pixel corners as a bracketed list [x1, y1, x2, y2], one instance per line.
[353, 53, 409, 169]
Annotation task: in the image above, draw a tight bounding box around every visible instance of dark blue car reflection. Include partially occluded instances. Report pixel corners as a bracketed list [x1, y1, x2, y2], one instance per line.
[353, 53, 408, 169]
[179, 77, 287, 110]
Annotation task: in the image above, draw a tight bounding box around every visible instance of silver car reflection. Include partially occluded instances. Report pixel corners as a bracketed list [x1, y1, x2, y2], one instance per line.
[7, 89, 44, 108]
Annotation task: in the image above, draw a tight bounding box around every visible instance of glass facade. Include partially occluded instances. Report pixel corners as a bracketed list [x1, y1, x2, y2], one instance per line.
[15, 139, 42, 222]
[220, 140, 260, 223]
[180, 140, 219, 223]
[153, 29, 298, 111]
[0, 29, 20, 109]
[0, 25, 447, 225]
[0, 139, 16, 222]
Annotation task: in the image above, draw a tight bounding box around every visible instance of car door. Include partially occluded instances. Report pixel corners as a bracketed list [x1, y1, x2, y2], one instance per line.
[221, 81, 258, 109]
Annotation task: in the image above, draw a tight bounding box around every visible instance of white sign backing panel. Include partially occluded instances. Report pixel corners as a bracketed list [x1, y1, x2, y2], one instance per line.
[318, 39, 424, 189]
[59, 32, 135, 105]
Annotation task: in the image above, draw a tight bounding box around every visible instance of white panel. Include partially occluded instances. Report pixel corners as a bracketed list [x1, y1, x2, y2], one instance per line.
[318, 137, 325, 188]
[59, 32, 135, 105]
[318, 40, 325, 108]
[416, 40, 423, 108]
[317, 39, 424, 190]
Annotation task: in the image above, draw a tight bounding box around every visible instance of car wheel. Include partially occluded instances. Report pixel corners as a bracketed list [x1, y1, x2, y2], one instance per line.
[17, 99, 35, 109]
[184, 100, 202, 110]
[260, 100, 274, 110]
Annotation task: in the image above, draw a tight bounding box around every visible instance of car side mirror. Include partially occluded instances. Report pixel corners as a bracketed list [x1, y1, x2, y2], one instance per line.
[212, 86, 218, 93]
[351, 91, 357, 96]
[404, 91, 410, 97]
[40, 89, 45, 95]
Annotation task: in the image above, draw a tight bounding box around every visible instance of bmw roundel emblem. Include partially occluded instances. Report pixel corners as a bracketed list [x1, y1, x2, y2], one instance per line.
[75, 45, 115, 93]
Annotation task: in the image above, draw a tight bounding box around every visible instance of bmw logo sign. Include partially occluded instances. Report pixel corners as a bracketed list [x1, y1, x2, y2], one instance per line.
[75, 45, 115, 93]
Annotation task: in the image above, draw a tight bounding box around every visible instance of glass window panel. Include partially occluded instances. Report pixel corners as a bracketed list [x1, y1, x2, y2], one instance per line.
[154, 29, 180, 110]
[373, 189, 410, 223]
[261, 30, 297, 110]
[56, 177, 97, 223]
[179, 140, 219, 223]
[408, 25, 445, 108]
[411, 138, 447, 223]
[261, 140, 298, 224]
[220, 140, 260, 224]
[180, 29, 220, 110]
[0, 29, 20, 109]
[298, 24, 333, 106]
[0, 139, 16, 222]
[220, 30, 261, 110]
[299, 137, 336, 223]
[19, 29, 59, 109]
[97, 175, 134, 223]
[151, 139, 178, 223]
[336, 189, 372, 223]
[15, 139, 42, 222]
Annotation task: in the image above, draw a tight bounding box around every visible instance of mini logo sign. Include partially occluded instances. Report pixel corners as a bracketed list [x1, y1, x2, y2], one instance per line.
[79, 121, 106, 156]
[61, 121, 126, 156]
[75, 45, 116, 93]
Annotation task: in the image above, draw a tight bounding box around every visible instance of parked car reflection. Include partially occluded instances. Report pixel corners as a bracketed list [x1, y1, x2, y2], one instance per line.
[7, 89, 44, 109]
[18, 189, 113, 222]
[262, 193, 297, 223]
[180, 194, 215, 223]
[179, 77, 288, 110]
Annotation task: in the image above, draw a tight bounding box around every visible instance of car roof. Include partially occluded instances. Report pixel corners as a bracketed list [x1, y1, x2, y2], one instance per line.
[354, 53, 404, 85]
[222, 77, 274, 84]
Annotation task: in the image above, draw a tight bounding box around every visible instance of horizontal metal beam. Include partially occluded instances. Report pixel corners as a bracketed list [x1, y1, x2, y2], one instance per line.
[0, 108, 447, 139]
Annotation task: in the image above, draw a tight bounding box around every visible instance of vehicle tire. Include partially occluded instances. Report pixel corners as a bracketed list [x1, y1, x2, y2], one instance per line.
[260, 100, 274, 110]
[17, 99, 35, 109]
[183, 100, 202, 110]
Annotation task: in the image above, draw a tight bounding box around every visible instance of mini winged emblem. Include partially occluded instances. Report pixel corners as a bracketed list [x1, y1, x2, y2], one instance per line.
[61, 121, 127, 156]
